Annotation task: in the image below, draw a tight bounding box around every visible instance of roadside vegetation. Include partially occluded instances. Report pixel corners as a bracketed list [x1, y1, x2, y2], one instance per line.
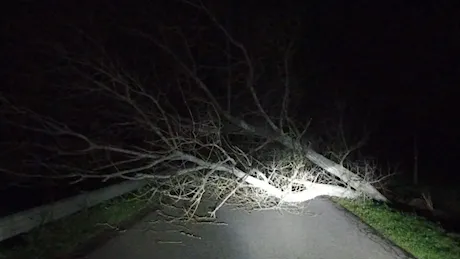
[335, 198, 460, 259]
[0, 189, 154, 258]
[3, 186, 460, 259]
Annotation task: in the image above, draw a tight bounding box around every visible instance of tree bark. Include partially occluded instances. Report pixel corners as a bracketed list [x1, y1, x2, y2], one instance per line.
[222, 116, 388, 202]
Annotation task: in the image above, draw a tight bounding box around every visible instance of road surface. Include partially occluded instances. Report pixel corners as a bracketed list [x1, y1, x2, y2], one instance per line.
[85, 198, 411, 258]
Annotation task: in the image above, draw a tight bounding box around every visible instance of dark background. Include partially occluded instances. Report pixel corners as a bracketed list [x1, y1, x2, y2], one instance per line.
[1, 0, 459, 214]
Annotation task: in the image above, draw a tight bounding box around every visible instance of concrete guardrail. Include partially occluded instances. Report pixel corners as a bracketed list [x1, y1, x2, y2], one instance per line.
[0, 180, 149, 242]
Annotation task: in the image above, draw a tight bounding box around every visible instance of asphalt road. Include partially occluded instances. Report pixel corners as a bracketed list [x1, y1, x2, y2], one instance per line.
[86, 198, 411, 258]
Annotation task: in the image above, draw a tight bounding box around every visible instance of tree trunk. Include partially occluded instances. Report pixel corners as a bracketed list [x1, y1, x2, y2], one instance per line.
[223, 117, 388, 201]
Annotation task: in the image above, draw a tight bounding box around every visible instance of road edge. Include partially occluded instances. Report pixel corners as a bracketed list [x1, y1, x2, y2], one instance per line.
[61, 204, 158, 258]
[328, 198, 416, 259]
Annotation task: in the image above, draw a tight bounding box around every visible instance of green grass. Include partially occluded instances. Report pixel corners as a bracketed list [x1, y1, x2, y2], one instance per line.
[0, 189, 154, 258]
[3, 186, 460, 259]
[335, 198, 460, 259]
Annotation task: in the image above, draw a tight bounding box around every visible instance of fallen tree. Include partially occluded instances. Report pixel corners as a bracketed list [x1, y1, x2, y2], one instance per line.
[0, 0, 387, 219]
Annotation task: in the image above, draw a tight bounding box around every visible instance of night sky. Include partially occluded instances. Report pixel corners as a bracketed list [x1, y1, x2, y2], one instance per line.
[1, 0, 459, 200]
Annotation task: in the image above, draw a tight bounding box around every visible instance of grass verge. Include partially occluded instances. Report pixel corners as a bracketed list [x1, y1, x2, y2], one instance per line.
[3, 187, 460, 258]
[0, 188, 155, 258]
[334, 198, 460, 259]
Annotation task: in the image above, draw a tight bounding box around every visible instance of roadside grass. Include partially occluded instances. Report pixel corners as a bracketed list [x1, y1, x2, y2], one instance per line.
[3, 184, 460, 259]
[335, 198, 460, 259]
[0, 188, 155, 258]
